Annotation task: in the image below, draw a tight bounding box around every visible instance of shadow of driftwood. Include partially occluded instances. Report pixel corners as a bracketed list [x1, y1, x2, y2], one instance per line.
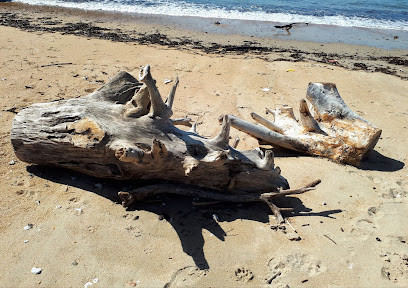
[271, 147, 404, 172]
[27, 165, 342, 270]
[357, 150, 405, 172]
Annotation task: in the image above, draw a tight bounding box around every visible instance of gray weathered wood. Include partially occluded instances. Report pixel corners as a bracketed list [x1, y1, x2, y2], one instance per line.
[11, 65, 289, 194]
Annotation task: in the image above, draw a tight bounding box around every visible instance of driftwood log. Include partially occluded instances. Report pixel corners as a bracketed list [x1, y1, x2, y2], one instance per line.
[10, 65, 319, 223]
[228, 83, 381, 165]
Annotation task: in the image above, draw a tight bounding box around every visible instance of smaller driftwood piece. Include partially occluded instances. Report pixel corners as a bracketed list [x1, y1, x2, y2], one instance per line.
[11, 65, 320, 223]
[228, 83, 381, 165]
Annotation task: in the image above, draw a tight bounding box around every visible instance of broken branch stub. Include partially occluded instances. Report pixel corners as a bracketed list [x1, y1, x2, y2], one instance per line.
[11, 65, 289, 196]
[229, 83, 382, 165]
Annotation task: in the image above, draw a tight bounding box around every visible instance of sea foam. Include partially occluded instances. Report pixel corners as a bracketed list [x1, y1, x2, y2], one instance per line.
[14, 0, 408, 31]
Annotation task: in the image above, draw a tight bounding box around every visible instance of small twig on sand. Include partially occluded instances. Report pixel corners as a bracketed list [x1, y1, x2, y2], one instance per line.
[2, 106, 19, 114]
[324, 234, 337, 244]
[40, 62, 73, 68]
[285, 219, 297, 233]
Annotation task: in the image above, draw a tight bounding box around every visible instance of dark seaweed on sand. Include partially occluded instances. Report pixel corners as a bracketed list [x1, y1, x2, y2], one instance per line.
[0, 11, 406, 79]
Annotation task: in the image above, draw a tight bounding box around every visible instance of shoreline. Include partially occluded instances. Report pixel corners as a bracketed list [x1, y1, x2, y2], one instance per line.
[7, 1, 408, 50]
[0, 2, 407, 80]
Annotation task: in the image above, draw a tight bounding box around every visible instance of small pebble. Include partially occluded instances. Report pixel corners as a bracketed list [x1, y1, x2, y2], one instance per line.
[84, 282, 93, 288]
[72, 260, 78, 266]
[56, 205, 62, 209]
[9, 160, 16, 165]
[288, 233, 301, 241]
[24, 224, 34, 231]
[24, 240, 29, 243]
[262, 88, 271, 92]
[31, 267, 42, 274]
[322, 201, 327, 205]
[35, 201, 40, 205]
[164, 79, 172, 84]
[368, 207, 377, 216]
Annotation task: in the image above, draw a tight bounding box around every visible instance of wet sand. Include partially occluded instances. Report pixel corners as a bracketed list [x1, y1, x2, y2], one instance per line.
[0, 2, 408, 288]
[1, 2, 408, 79]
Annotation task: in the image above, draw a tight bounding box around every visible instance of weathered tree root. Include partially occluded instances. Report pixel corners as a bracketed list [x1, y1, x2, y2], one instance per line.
[118, 179, 321, 223]
[11, 64, 320, 223]
[227, 83, 382, 165]
[11, 65, 289, 194]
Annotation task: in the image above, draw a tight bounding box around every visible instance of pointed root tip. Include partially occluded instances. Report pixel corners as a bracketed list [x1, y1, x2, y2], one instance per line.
[265, 108, 275, 116]
[218, 114, 225, 123]
[232, 136, 240, 149]
[139, 65, 151, 82]
[306, 179, 321, 188]
[189, 122, 198, 133]
[211, 115, 231, 149]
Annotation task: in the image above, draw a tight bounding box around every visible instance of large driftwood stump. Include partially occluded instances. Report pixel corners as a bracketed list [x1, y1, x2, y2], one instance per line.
[228, 83, 382, 165]
[11, 65, 319, 222]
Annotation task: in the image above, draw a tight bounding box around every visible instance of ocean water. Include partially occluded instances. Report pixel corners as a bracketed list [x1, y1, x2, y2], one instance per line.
[13, 0, 408, 31]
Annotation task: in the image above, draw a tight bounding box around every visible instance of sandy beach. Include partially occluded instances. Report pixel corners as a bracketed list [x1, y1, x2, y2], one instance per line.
[0, 3, 408, 287]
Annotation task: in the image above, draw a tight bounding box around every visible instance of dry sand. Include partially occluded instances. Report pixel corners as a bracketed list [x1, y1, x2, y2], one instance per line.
[0, 4, 408, 288]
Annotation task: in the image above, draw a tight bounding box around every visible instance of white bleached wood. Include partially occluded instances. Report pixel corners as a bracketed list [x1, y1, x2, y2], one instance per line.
[231, 82, 382, 164]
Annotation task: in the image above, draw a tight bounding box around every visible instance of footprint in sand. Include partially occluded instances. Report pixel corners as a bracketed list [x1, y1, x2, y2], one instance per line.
[350, 218, 377, 238]
[164, 266, 207, 288]
[234, 266, 254, 282]
[265, 253, 325, 286]
[381, 252, 408, 285]
[371, 177, 407, 199]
